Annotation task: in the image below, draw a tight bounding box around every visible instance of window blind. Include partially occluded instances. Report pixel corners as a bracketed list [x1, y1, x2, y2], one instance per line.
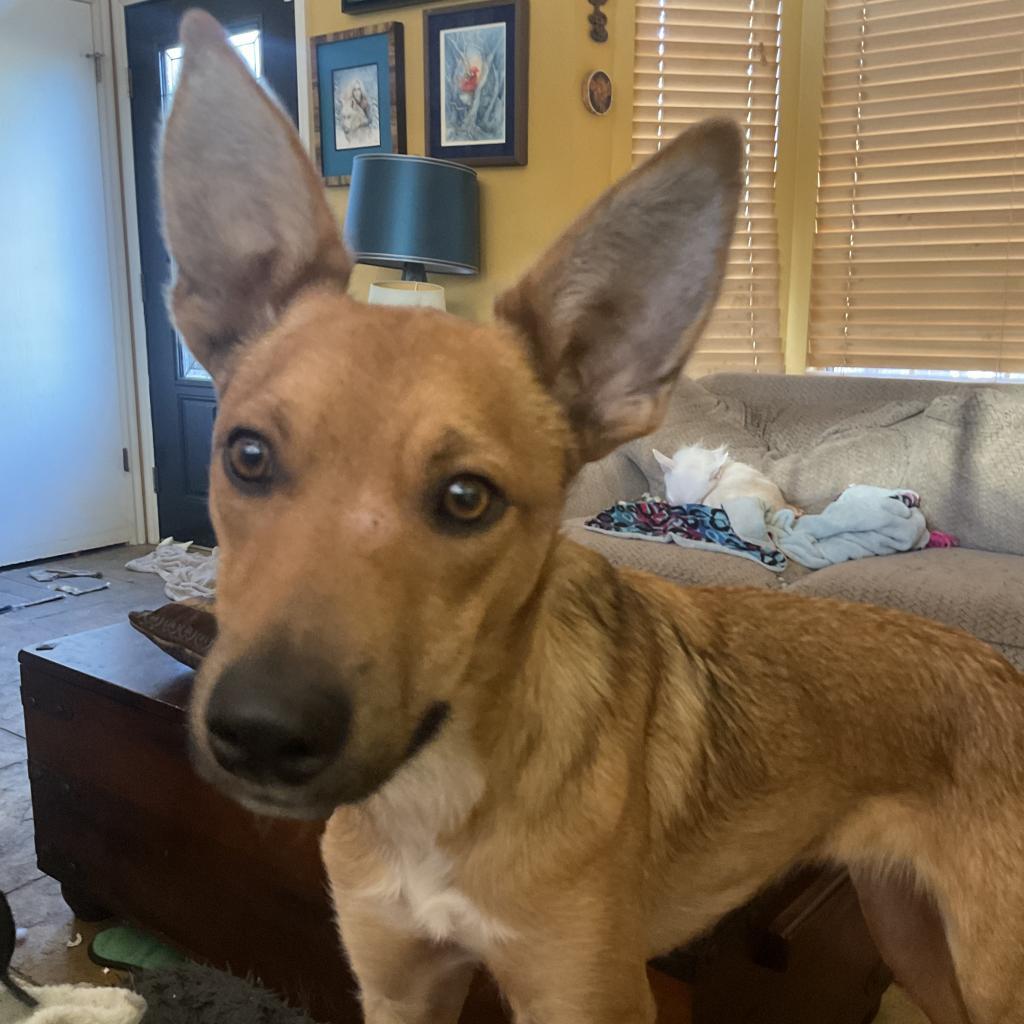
[809, 0, 1024, 372]
[633, 0, 785, 376]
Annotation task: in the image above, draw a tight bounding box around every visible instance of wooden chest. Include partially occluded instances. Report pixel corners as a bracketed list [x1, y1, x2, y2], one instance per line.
[20, 622, 888, 1023]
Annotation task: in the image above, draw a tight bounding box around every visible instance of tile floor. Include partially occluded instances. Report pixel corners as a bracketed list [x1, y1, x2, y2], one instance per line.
[1, 543, 168, 990]
[0, 544, 925, 1022]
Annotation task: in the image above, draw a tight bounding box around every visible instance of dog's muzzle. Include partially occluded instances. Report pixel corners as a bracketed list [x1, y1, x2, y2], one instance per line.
[199, 644, 452, 812]
[205, 650, 351, 788]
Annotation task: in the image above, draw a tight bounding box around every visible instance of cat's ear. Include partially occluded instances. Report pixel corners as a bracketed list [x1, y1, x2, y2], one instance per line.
[653, 449, 676, 474]
[710, 445, 730, 477]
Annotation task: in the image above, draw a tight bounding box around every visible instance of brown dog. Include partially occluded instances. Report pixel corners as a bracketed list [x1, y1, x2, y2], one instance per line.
[161, 12, 1024, 1024]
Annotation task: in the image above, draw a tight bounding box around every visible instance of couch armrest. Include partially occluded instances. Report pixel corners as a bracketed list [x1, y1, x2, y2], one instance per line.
[563, 451, 648, 520]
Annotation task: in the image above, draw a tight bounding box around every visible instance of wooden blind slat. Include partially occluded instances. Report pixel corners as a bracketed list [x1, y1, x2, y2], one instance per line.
[812, 279, 1024, 294]
[828, 5, 1022, 46]
[826, 0, 1011, 20]
[826, 24, 1024, 65]
[822, 85, 1023, 121]
[632, 0, 784, 376]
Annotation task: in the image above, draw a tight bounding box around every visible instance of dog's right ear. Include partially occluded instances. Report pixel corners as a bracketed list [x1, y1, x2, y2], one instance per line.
[496, 120, 741, 466]
[160, 10, 351, 381]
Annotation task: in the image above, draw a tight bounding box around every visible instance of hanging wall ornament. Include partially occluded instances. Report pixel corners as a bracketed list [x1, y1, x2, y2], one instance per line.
[588, 0, 608, 43]
[583, 70, 613, 115]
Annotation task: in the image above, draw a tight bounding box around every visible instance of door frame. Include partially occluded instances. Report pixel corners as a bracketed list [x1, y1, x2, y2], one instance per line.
[110, 0, 310, 544]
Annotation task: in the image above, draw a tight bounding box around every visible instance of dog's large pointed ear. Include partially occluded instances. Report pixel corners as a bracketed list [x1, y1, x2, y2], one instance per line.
[495, 120, 741, 464]
[160, 10, 351, 380]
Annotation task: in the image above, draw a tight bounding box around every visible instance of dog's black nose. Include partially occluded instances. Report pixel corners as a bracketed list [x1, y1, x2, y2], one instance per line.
[205, 653, 350, 786]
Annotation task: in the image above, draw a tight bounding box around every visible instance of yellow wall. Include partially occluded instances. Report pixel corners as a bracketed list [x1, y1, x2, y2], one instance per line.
[305, 0, 638, 322]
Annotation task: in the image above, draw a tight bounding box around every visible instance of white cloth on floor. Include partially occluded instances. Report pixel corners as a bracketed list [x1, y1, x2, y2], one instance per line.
[125, 538, 218, 601]
[0, 983, 146, 1024]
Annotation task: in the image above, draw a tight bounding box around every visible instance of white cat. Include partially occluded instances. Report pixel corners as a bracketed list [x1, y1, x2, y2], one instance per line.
[653, 443, 793, 512]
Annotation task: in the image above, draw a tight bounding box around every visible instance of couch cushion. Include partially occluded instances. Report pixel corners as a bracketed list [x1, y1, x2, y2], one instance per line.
[703, 374, 968, 456]
[563, 450, 648, 520]
[765, 389, 1024, 555]
[788, 548, 1024, 669]
[764, 399, 928, 456]
[562, 518, 780, 589]
[703, 371, 972, 412]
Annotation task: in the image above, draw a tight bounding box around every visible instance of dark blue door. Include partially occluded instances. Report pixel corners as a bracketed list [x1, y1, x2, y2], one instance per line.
[126, 0, 297, 546]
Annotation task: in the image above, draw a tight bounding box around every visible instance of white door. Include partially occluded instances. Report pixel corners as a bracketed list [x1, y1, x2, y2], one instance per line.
[0, 0, 135, 566]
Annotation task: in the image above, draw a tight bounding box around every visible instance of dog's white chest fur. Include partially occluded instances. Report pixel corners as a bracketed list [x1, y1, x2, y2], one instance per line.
[362, 740, 515, 951]
[377, 837, 508, 950]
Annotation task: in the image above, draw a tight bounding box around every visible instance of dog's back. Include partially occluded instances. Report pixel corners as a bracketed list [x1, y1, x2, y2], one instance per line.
[539, 543, 1024, 871]
[578, 558, 1024, 1017]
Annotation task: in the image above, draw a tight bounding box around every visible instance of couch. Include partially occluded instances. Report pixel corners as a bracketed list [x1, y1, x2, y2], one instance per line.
[563, 373, 1024, 670]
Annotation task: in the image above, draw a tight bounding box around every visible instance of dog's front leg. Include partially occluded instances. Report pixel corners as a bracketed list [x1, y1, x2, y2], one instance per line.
[488, 932, 656, 1024]
[337, 900, 475, 1024]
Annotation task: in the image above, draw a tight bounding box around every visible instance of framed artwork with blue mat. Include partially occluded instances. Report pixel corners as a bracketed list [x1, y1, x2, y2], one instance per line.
[310, 23, 406, 187]
[424, 0, 529, 167]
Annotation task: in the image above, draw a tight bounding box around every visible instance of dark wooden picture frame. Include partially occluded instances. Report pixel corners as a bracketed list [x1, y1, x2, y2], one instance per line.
[423, 0, 529, 167]
[310, 22, 407, 187]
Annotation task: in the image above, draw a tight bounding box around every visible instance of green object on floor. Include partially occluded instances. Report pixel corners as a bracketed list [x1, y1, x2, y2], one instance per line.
[89, 925, 189, 972]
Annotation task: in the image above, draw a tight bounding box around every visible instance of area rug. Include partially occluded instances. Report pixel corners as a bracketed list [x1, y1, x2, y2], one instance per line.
[132, 965, 320, 1024]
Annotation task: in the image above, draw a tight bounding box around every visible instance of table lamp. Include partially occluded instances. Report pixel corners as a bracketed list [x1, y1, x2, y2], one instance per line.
[344, 154, 480, 311]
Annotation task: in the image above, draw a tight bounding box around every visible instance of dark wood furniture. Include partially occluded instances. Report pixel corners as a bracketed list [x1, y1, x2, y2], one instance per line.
[20, 623, 889, 1023]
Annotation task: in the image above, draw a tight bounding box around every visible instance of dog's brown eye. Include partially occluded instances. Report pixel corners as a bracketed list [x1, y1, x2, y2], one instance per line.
[437, 475, 504, 530]
[443, 477, 490, 520]
[225, 431, 273, 487]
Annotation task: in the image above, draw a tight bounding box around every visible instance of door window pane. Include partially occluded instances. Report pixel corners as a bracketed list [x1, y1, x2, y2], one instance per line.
[160, 27, 262, 113]
[177, 331, 211, 381]
[228, 28, 261, 78]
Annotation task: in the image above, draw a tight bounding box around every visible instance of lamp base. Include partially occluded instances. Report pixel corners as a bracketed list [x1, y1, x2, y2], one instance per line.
[367, 281, 446, 311]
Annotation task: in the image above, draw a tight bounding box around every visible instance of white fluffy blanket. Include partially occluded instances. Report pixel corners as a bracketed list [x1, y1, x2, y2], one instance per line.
[0, 983, 145, 1024]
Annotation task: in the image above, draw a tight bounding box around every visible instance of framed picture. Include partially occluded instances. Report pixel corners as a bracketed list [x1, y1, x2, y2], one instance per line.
[310, 23, 406, 186]
[583, 70, 612, 116]
[423, 0, 528, 167]
[342, 0, 446, 10]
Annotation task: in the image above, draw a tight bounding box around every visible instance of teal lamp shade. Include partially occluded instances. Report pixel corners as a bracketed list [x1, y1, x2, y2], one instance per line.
[344, 154, 480, 283]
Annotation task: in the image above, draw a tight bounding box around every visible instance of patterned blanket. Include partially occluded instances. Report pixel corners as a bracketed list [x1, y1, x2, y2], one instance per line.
[584, 495, 787, 572]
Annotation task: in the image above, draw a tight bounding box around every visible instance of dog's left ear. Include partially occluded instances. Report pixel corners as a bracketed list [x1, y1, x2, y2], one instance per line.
[496, 120, 741, 464]
[160, 10, 351, 381]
